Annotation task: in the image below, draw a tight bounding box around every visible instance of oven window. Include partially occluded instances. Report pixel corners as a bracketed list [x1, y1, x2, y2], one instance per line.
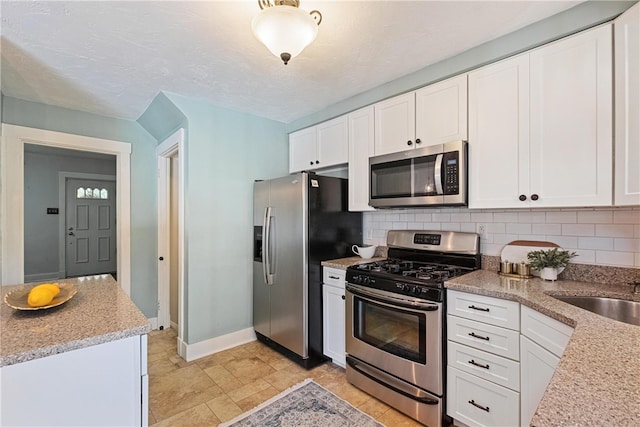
[353, 296, 426, 364]
[370, 159, 411, 199]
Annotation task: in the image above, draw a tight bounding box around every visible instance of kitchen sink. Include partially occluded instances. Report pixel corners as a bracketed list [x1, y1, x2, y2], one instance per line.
[553, 296, 640, 326]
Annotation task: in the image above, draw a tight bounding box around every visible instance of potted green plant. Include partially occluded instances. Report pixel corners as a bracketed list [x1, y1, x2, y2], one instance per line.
[526, 248, 577, 281]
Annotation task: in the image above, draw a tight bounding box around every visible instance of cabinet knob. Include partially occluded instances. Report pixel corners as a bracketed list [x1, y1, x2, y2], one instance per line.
[309, 161, 314, 165]
[415, 138, 421, 144]
[315, 160, 319, 164]
[519, 194, 527, 201]
[341, 295, 345, 300]
[407, 140, 413, 146]
[531, 194, 539, 201]
[159, 256, 164, 261]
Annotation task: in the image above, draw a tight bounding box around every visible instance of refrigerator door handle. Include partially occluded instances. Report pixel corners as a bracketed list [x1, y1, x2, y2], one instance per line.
[263, 207, 274, 285]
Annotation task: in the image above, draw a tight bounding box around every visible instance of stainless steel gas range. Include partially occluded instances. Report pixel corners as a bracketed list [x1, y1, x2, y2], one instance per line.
[345, 230, 481, 427]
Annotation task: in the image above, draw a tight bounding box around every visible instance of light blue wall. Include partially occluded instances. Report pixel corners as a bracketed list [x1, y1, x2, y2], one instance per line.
[137, 92, 188, 142]
[288, 0, 635, 131]
[1, 96, 159, 317]
[162, 93, 288, 344]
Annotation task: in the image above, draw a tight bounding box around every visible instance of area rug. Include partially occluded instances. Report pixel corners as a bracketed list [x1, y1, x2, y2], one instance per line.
[219, 378, 385, 427]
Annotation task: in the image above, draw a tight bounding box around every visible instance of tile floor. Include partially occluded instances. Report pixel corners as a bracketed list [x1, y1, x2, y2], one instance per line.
[147, 328, 424, 426]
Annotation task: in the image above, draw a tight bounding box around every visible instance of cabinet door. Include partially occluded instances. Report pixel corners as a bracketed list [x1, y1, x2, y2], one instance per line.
[614, 3, 640, 206]
[289, 127, 317, 172]
[323, 284, 346, 367]
[529, 24, 613, 207]
[415, 74, 468, 145]
[374, 92, 416, 155]
[520, 335, 560, 426]
[468, 54, 530, 208]
[317, 115, 348, 168]
[348, 106, 375, 211]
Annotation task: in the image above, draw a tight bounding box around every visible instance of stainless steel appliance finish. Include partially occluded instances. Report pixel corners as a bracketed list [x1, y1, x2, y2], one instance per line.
[552, 295, 640, 326]
[253, 172, 362, 368]
[369, 140, 468, 208]
[345, 230, 480, 427]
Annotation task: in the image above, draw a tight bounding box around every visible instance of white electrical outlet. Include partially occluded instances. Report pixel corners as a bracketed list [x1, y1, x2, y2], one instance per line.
[477, 223, 487, 239]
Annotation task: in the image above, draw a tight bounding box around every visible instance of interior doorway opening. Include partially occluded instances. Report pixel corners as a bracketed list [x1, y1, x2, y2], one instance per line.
[157, 129, 186, 358]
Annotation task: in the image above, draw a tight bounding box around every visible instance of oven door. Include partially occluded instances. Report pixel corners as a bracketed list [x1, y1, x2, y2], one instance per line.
[345, 283, 443, 395]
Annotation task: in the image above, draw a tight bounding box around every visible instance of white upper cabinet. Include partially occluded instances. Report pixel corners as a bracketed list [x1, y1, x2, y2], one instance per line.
[289, 116, 348, 173]
[348, 106, 376, 211]
[614, 2, 640, 206]
[529, 24, 612, 207]
[374, 75, 468, 156]
[469, 54, 530, 209]
[374, 92, 416, 155]
[415, 74, 468, 145]
[469, 24, 613, 209]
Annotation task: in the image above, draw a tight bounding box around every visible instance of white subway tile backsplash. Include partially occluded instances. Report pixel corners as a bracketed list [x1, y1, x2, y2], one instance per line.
[595, 251, 635, 267]
[432, 213, 451, 222]
[363, 207, 639, 269]
[532, 224, 562, 235]
[614, 238, 640, 252]
[577, 210, 613, 224]
[561, 224, 595, 236]
[545, 211, 577, 223]
[578, 237, 614, 251]
[613, 210, 640, 224]
[595, 224, 635, 238]
[506, 223, 532, 234]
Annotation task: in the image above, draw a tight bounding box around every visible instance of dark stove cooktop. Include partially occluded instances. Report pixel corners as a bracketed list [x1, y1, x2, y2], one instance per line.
[351, 259, 472, 282]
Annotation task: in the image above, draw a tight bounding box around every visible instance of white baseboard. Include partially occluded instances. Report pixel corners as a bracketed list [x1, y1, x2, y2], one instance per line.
[183, 327, 257, 362]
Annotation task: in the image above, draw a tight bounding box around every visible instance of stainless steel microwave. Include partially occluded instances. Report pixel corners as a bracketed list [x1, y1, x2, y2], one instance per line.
[369, 140, 468, 208]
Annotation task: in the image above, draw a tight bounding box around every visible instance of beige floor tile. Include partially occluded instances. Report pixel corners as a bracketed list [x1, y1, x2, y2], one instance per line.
[226, 378, 272, 403]
[234, 385, 281, 411]
[150, 364, 225, 420]
[223, 356, 277, 385]
[377, 407, 426, 427]
[203, 364, 245, 393]
[262, 367, 309, 391]
[206, 394, 244, 423]
[356, 396, 394, 420]
[150, 403, 220, 427]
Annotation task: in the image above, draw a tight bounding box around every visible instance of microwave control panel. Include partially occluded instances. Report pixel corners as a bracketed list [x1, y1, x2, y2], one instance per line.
[442, 151, 459, 194]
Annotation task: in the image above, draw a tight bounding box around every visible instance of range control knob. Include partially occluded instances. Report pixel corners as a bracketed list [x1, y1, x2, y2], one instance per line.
[363, 277, 371, 286]
[413, 286, 422, 294]
[396, 283, 406, 291]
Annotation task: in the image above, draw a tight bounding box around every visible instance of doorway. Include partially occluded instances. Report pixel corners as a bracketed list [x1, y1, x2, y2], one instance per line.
[157, 128, 186, 357]
[1, 124, 132, 295]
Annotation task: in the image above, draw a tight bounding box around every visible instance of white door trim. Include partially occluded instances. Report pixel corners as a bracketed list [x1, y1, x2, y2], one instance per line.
[157, 128, 186, 356]
[58, 172, 117, 279]
[0, 124, 132, 296]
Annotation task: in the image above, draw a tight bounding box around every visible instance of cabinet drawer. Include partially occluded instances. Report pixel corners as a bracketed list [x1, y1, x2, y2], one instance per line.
[447, 366, 519, 427]
[447, 290, 520, 330]
[447, 341, 520, 391]
[447, 315, 520, 360]
[323, 267, 346, 288]
[521, 305, 573, 357]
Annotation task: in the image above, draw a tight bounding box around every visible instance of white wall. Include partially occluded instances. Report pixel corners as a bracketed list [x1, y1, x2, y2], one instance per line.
[363, 207, 640, 268]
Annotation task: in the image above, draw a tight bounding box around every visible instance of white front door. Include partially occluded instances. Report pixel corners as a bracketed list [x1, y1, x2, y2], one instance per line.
[65, 178, 117, 277]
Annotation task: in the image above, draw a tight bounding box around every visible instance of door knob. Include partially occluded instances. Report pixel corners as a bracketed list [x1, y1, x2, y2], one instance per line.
[68, 231, 75, 236]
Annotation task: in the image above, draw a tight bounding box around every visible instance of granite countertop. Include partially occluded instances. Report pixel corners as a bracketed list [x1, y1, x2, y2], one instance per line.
[1, 275, 151, 367]
[321, 256, 386, 269]
[445, 270, 640, 427]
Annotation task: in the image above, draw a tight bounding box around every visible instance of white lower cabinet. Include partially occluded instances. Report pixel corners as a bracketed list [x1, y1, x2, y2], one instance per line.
[322, 267, 346, 367]
[1, 334, 148, 427]
[520, 336, 560, 426]
[447, 290, 574, 427]
[447, 367, 520, 427]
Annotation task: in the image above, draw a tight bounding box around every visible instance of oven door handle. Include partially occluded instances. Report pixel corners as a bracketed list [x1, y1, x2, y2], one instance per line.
[347, 356, 439, 405]
[346, 284, 439, 311]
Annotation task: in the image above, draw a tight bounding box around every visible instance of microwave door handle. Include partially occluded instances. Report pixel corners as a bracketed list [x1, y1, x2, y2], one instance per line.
[263, 207, 274, 285]
[434, 154, 444, 195]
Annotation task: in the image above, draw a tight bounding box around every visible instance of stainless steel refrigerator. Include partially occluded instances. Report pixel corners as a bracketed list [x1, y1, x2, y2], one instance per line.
[253, 172, 362, 368]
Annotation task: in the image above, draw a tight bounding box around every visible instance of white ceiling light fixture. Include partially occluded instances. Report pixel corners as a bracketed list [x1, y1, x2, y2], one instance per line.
[251, 0, 322, 65]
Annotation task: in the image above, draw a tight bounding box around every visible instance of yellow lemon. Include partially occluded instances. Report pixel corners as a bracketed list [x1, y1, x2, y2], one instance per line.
[33, 283, 60, 297]
[27, 287, 56, 307]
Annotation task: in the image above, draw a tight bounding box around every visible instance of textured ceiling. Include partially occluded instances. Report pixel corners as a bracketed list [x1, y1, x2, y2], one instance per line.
[1, 1, 582, 124]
